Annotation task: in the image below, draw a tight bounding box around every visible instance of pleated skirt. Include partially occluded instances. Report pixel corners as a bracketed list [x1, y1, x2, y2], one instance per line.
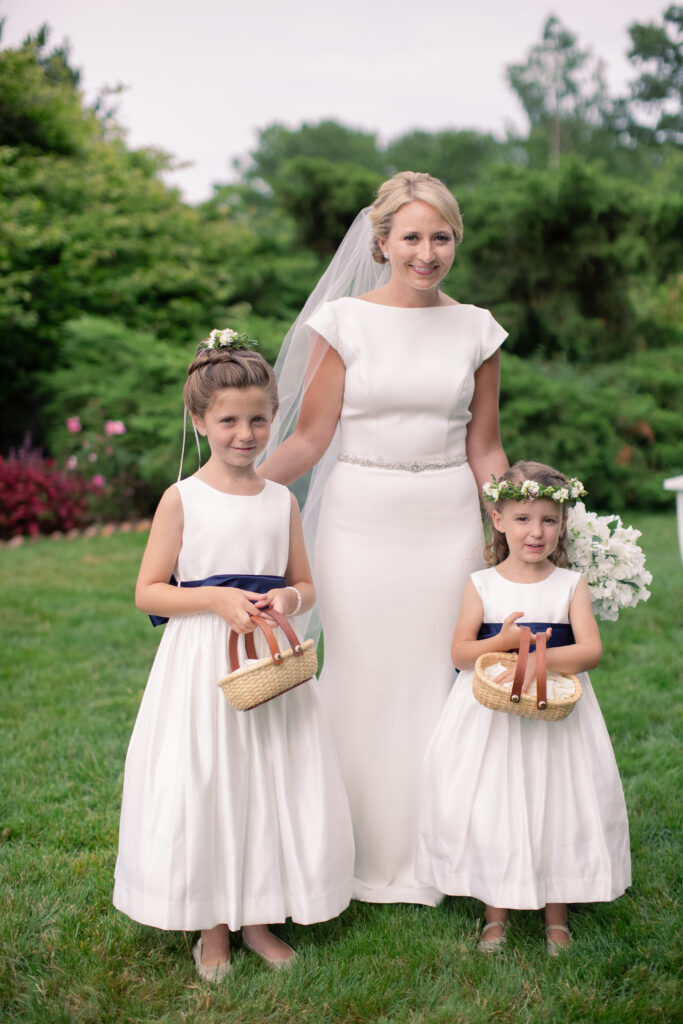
[113, 613, 354, 931]
[416, 670, 631, 908]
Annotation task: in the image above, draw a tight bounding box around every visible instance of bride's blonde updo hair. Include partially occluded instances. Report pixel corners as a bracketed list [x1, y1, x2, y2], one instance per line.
[368, 171, 464, 264]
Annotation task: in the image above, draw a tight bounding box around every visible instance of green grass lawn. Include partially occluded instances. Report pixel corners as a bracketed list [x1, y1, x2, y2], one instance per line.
[1, 512, 681, 1023]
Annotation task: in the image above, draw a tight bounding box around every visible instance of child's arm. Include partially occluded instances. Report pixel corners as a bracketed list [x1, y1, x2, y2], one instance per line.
[498, 577, 602, 692]
[254, 494, 315, 617]
[135, 486, 264, 633]
[451, 579, 525, 670]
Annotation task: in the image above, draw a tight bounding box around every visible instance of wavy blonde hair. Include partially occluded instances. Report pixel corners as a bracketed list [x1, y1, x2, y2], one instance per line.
[484, 460, 572, 567]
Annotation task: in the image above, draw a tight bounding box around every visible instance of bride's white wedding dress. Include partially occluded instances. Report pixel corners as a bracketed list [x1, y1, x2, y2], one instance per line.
[307, 297, 507, 904]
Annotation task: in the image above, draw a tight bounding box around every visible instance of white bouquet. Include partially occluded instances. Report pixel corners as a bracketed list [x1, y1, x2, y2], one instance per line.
[565, 502, 653, 621]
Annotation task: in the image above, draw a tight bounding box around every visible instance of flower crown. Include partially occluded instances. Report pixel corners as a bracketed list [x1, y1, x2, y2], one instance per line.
[482, 476, 586, 504]
[200, 327, 258, 352]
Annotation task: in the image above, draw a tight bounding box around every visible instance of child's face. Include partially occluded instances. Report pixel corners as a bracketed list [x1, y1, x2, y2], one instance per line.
[491, 499, 566, 565]
[192, 386, 274, 469]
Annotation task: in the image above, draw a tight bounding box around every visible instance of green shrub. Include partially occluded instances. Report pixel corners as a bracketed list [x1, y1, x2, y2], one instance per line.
[43, 319, 681, 519]
[500, 346, 682, 510]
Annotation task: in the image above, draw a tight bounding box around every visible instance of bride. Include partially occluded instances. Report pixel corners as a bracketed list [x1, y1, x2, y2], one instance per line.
[259, 171, 508, 904]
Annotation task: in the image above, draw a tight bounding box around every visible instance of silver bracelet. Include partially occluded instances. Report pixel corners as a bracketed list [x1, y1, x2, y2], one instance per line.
[287, 586, 302, 615]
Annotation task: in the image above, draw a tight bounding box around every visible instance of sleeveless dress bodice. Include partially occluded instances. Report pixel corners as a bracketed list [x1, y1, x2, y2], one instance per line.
[174, 476, 290, 581]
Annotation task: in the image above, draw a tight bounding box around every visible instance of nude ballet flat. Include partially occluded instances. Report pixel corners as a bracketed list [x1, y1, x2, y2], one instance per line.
[545, 923, 571, 957]
[242, 933, 297, 970]
[193, 938, 231, 981]
[477, 920, 508, 952]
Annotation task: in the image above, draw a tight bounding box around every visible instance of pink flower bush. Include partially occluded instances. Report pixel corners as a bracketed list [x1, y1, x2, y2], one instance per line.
[59, 407, 142, 524]
[104, 420, 126, 436]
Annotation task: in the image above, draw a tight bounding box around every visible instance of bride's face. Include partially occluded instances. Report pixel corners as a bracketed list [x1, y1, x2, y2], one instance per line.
[379, 200, 456, 296]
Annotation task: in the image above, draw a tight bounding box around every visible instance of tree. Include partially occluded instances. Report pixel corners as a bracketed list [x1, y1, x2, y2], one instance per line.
[447, 160, 681, 363]
[624, 4, 682, 144]
[384, 130, 510, 189]
[0, 27, 318, 448]
[238, 120, 385, 186]
[506, 15, 610, 167]
[268, 156, 382, 254]
[0, 22, 94, 154]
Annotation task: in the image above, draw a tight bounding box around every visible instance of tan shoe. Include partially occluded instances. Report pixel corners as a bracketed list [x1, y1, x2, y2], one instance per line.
[477, 920, 508, 952]
[545, 924, 571, 957]
[193, 938, 231, 981]
[242, 933, 297, 970]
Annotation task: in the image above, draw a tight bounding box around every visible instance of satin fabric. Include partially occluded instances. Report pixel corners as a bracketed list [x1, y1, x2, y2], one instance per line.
[113, 477, 354, 930]
[476, 622, 575, 646]
[417, 567, 631, 908]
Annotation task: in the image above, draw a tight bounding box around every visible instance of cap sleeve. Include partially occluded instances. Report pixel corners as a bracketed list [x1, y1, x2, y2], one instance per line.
[306, 301, 344, 360]
[479, 310, 508, 366]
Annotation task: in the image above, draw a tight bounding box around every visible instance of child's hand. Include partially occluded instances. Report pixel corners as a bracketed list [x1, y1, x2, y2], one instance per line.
[253, 587, 297, 620]
[209, 588, 262, 633]
[494, 652, 537, 691]
[496, 612, 525, 651]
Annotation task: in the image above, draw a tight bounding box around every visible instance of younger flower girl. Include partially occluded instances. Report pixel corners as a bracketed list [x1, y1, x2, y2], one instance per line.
[417, 461, 630, 954]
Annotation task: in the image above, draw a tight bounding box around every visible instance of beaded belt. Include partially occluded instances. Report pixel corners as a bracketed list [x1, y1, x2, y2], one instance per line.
[338, 453, 467, 473]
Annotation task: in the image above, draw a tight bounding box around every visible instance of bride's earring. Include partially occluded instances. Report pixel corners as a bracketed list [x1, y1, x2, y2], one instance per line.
[383, 252, 390, 261]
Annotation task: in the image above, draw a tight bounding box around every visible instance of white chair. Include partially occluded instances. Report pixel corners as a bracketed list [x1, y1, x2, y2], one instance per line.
[663, 475, 683, 562]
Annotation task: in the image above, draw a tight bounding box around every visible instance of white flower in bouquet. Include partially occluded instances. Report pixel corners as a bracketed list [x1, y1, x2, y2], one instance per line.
[565, 502, 653, 621]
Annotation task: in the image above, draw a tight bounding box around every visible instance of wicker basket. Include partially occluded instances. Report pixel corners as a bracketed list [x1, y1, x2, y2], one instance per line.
[473, 625, 581, 722]
[217, 607, 317, 711]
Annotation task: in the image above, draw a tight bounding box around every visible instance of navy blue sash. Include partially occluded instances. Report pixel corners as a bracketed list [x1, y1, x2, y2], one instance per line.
[149, 573, 286, 626]
[476, 621, 575, 649]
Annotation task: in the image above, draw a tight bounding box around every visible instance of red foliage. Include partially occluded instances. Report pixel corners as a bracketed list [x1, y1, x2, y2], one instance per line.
[0, 446, 100, 540]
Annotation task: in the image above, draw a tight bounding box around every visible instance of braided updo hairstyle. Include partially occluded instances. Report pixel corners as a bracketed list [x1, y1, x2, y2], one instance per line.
[183, 344, 279, 420]
[367, 171, 464, 264]
[484, 460, 572, 568]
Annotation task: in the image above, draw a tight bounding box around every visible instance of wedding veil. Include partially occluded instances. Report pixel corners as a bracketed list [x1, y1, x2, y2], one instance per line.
[261, 206, 390, 640]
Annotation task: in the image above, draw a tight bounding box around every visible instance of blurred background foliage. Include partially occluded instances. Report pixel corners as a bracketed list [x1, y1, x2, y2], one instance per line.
[0, 9, 681, 523]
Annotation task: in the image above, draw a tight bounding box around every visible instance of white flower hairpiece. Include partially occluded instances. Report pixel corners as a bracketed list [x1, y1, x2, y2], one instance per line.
[482, 476, 586, 504]
[565, 502, 652, 621]
[202, 327, 258, 351]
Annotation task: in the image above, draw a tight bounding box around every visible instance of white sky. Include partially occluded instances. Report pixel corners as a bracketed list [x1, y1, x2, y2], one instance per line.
[0, 0, 667, 203]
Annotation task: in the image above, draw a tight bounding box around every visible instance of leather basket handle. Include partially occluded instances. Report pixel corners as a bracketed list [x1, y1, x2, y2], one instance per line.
[534, 629, 548, 710]
[510, 625, 551, 710]
[228, 605, 305, 672]
[510, 626, 530, 703]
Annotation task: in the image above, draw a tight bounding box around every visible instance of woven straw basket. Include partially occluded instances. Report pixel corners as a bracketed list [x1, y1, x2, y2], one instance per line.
[473, 625, 581, 722]
[217, 607, 317, 711]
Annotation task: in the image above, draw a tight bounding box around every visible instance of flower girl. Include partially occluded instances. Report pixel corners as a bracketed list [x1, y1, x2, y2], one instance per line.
[113, 330, 353, 979]
[417, 461, 631, 954]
